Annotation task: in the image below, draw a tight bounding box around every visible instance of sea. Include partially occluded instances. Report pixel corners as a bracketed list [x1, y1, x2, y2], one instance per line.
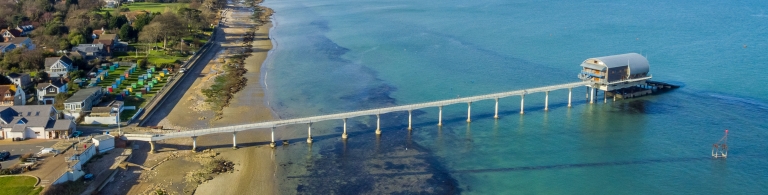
[258, 0, 768, 194]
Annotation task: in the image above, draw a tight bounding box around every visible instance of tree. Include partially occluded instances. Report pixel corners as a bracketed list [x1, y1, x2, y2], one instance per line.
[68, 32, 87, 46]
[119, 23, 134, 42]
[109, 15, 128, 30]
[140, 12, 187, 50]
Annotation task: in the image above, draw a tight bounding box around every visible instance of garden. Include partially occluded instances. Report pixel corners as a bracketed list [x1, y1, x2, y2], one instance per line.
[0, 176, 42, 195]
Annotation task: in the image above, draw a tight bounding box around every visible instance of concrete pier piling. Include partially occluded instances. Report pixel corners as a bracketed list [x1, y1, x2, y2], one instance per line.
[307, 123, 313, 144]
[232, 132, 237, 149]
[270, 127, 276, 148]
[342, 118, 348, 139]
[494, 98, 499, 119]
[192, 136, 198, 151]
[544, 91, 549, 111]
[375, 114, 381, 135]
[149, 141, 156, 154]
[590, 87, 595, 104]
[520, 94, 525, 114]
[466, 102, 472, 123]
[438, 106, 443, 126]
[408, 110, 413, 130]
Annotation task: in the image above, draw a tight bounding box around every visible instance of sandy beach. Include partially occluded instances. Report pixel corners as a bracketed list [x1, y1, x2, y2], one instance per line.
[122, 1, 279, 194]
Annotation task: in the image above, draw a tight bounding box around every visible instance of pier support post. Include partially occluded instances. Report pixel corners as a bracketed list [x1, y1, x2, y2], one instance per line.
[307, 123, 313, 144]
[192, 136, 198, 152]
[438, 106, 443, 126]
[466, 102, 472, 123]
[408, 110, 413, 130]
[149, 141, 156, 154]
[568, 88, 573, 108]
[232, 132, 237, 149]
[375, 114, 381, 135]
[494, 98, 499, 119]
[544, 91, 549, 111]
[520, 94, 525, 114]
[342, 118, 348, 139]
[590, 87, 595, 104]
[604, 90, 607, 103]
[270, 127, 276, 148]
[613, 92, 616, 102]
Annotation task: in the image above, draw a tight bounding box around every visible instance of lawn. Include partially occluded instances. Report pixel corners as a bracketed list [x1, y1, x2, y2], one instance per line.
[0, 176, 43, 195]
[92, 64, 171, 121]
[120, 47, 188, 66]
[100, 2, 188, 14]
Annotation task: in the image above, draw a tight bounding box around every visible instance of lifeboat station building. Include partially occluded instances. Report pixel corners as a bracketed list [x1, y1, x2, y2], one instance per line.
[578, 53, 654, 102]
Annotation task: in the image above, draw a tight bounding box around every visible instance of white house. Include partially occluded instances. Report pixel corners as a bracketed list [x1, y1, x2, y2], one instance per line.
[63, 86, 103, 120]
[36, 79, 68, 105]
[44, 56, 75, 79]
[0, 105, 76, 139]
[92, 134, 115, 153]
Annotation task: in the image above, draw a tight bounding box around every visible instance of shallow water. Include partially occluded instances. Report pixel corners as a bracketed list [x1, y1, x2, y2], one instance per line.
[260, 0, 768, 193]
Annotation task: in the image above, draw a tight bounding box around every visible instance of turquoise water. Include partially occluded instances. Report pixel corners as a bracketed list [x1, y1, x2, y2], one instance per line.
[261, 0, 768, 194]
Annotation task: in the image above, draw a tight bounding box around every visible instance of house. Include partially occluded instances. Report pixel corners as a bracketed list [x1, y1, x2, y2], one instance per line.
[0, 28, 20, 42]
[8, 37, 35, 50]
[0, 42, 15, 53]
[93, 34, 119, 54]
[0, 85, 26, 106]
[0, 105, 75, 139]
[103, 0, 119, 8]
[36, 79, 68, 105]
[71, 44, 106, 61]
[6, 73, 31, 88]
[44, 56, 75, 79]
[92, 27, 105, 40]
[84, 100, 123, 124]
[62, 86, 103, 119]
[92, 134, 115, 153]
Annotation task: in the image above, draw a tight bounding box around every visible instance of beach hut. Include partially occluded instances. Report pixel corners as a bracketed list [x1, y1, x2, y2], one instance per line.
[127, 87, 132, 93]
[163, 69, 169, 74]
[149, 83, 154, 89]
[131, 83, 137, 89]
[136, 92, 142, 98]
[111, 84, 117, 90]
[160, 72, 165, 77]
[147, 73, 151, 78]
[141, 87, 147, 94]
[138, 79, 144, 85]
[107, 86, 113, 93]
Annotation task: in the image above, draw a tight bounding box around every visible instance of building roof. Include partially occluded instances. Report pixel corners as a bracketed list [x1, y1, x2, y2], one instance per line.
[8, 37, 29, 45]
[0, 85, 14, 101]
[44, 56, 73, 68]
[65, 86, 102, 103]
[36, 79, 67, 89]
[1, 29, 21, 37]
[0, 43, 14, 51]
[47, 120, 72, 131]
[91, 107, 113, 114]
[93, 134, 114, 141]
[581, 53, 650, 75]
[0, 105, 56, 128]
[73, 44, 105, 53]
[11, 124, 25, 132]
[7, 73, 28, 79]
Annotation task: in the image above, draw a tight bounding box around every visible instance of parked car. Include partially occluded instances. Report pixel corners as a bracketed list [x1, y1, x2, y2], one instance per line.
[0, 151, 10, 161]
[69, 130, 83, 138]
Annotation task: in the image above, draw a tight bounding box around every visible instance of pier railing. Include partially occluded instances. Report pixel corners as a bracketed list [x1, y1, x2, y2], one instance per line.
[127, 81, 590, 142]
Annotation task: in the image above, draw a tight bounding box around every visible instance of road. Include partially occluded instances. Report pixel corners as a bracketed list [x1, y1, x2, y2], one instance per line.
[0, 140, 57, 169]
[139, 26, 226, 127]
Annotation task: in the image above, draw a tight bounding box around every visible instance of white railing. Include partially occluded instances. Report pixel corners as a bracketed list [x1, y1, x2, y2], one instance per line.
[126, 81, 590, 141]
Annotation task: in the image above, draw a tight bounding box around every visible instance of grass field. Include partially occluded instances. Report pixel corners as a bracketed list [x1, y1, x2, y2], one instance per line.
[101, 2, 188, 14]
[0, 176, 42, 195]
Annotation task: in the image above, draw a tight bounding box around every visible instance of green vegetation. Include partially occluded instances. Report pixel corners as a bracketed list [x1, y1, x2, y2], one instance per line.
[201, 54, 248, 117]
[0, 176, 42, 195]
[101, 3, 189, 15]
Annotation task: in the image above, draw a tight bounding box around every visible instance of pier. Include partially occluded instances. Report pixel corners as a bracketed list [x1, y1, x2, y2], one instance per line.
[126, 53, 678, 153]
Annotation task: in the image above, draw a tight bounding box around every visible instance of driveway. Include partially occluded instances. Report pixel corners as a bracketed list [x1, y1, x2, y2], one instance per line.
[0, 139, 57, 169]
